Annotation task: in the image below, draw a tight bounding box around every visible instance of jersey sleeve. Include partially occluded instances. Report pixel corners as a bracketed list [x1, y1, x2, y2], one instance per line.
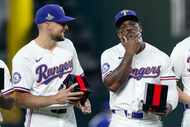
[170, 44, 185, 79]
[0, 60, 13, 95]
[100, 50, 118, 81]
[160, 55, 178, 110]
[12, 55, 34, 92]
[69, 41, 84, 75]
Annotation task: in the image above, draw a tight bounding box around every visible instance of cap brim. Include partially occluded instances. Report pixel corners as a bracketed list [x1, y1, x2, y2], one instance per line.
[56, 16, 75, 23]
[115, 16, 138, 28]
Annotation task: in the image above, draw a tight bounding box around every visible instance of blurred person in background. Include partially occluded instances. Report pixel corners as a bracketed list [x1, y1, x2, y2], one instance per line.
[0, 59, 14, 125]
[12, 4, 91, 127]
[89, 101, 111, 127]
[100, 9, 178, 127]
[170, 36, 190, 127]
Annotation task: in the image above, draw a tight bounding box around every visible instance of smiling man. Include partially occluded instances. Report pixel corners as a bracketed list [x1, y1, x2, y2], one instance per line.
[12, 4, 91, 127]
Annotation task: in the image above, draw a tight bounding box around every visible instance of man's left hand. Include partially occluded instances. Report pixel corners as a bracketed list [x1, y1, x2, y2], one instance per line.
[151, 103, 172, 117]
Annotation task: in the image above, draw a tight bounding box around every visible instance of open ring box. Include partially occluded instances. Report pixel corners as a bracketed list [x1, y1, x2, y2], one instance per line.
[60, 74, 92, 105]
[143, 83, 168, 113]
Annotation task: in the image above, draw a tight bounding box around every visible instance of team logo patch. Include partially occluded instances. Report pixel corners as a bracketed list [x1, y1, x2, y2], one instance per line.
[13, 72, 21, 84]
[102, 63, 110, 74]
[46, 13, 54, 20]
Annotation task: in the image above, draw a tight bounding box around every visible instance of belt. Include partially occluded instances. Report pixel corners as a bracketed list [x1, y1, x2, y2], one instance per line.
[50, 109, 67, 114]
[185, 104, 190, 109]
[111, 109, 143, 119]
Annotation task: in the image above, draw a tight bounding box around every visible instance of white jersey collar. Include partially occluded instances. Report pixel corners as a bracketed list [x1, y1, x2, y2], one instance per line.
[119, 42, 147, 57]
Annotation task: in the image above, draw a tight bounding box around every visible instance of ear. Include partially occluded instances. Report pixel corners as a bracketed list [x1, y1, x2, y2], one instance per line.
[139, 27, 142, 33]
[117, 31, 122, 40]
[64, 24, 69, 31]
[117, 31, 125, 43]
[138, 23, 143, 33]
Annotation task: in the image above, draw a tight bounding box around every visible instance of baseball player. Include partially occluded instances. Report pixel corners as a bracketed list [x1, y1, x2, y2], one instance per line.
[0, 60, 14, 123]
[170, 36, 190, 127]
[100, 9, 178, 127]
[12, 4, 91, 127]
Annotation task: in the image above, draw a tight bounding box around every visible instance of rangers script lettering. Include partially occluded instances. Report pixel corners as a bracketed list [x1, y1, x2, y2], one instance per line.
[130, 65, 161, 80]
[36, 60, 73, 84]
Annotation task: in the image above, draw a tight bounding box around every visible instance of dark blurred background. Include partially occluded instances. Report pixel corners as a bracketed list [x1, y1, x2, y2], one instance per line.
[0, 0, 189, 127]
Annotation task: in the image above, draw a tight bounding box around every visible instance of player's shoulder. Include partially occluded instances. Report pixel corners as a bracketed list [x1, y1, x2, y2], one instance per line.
[147, 43, 169, 59]
[57, 38, 75, 49]
[12, 40, 35, 62]
[178, 36, 190, 46]
[173, 36, 190, 52]
[0, 59, 7, 68]
[101, 43, 122, 57]
[0, 60, 10, 75]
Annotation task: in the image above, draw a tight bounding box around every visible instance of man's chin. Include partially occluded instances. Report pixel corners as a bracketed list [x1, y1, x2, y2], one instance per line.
[54, 37, 64, 42]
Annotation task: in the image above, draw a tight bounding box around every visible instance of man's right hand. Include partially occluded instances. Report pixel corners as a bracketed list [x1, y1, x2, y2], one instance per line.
[54, 83, 84, 105]
[122, 32, 141, 56]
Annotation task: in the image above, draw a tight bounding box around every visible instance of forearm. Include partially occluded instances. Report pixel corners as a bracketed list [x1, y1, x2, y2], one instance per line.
[162, 80, 178, 110]
[15, 92, 57, 109]
[104, 53, 133, 92]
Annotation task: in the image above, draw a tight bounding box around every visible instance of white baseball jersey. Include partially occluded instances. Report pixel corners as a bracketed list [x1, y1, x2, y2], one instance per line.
[0, 60, 12, 123]
[12, 38, 83, 127]
[101, 43, 178, 121]
[170, 36, 190, 127]
[0, 60, 12, 94]
[170, 37, 190, 95]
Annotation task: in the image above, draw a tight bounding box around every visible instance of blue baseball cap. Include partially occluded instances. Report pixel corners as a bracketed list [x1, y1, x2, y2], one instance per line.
[114, 9, 138, 28]
[35, 4, 75, 24]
